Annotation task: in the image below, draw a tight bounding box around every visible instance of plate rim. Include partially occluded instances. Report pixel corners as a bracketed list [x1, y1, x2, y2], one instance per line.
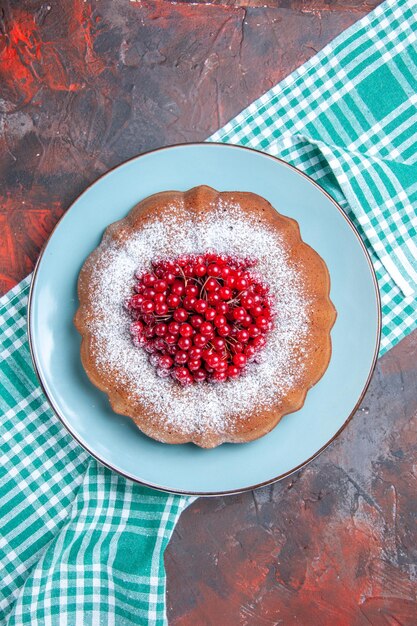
[27, 142, 382, 496]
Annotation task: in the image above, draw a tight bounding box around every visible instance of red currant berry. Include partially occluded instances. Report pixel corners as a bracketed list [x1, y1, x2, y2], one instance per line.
[214, 314, 227, 327]
[225, 273, 236, 288]
[194, 299, 208, 314]
[207, 292, 221, 305]
[237, 329, 250, 343]
[206, 353, 220, 368]
[216, 302, 228, 315]
[241, 315, 253, 328]
[257, 316, 269, 330]
[190, 314, 204, 328]
[168, 321, 180, 334]
[219, 286, 232, 300]
[194, 334, 208, 348]
[251, 305, 264, 317]
[154, 279, 167, 293]
[200, 321, 214, 336]
[248, 325, 261, 337]
[235, 276, 249, 290]
[149, 354, 160, 367]
[144, 326, 155, 339]
[183, 296, 197, 310]
[177, 256, 188, 267]
[241, 295, 254, 308]
[159, 355, 173, 369]
[143, 288, 156, 299]
[178, 336, 192, 351]
[167, 294, 180, 308]
[227, 365, 240, 379]
[155, 323, 167, 336]
[130, 294, 144, 308]
[189, 346, 203, 359]
[245, 345, 256, 359]
[185, 284, 198, 296]
[131, 333, 147, 347]
[134, 282, 145, 294]
[130, 321, 144, 335]
[194, 264, 206, 277]
[141, 300, 154, 313]
[173, 308, 188, 323]
[171, 281, 185, 296]
[179, 323, 193, 337]
[204, 308, 216, 321]
[164, 272, 176, 284]
[205, 278, 219, 291]
[208, 264, 222, 277]
[216, 360, 228, 373]
[174, 366, 191, 382]
[154, 338, 166, 351]
[175, 351, 188, 365]
[184, 264, 195, 277]
[232, 307, 246, 321]
[252, 336, 266, 349]
[188, 359, 201, 371]
[155, 303, 168, 316]
[211, 337, 225, 351]
[262, 306, 272, 319]
[212, 371, 227, 382]
[193, 369, 207, 382]
[143, 273, 156, 287]
[233, 353, 247, 367]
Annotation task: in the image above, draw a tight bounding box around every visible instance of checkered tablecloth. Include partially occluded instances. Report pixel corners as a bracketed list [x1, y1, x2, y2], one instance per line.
[1, 0, 417, 624]
[0, 278, 191, 626]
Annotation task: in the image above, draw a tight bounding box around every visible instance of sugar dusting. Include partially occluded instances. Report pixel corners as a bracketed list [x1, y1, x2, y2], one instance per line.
[86, 203, 310, 436]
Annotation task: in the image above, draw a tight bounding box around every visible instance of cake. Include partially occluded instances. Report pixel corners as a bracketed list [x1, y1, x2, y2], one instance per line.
[74, 185, 336, 448]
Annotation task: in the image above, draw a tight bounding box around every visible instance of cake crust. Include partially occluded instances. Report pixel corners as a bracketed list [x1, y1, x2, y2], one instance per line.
[74, 186, 336, 448]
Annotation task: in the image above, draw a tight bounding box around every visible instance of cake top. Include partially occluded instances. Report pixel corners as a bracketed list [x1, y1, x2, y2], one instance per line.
[84, 200, 310, 436]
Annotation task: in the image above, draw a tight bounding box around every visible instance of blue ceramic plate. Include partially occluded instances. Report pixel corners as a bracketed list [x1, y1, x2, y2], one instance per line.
[28, 143, 380, 495]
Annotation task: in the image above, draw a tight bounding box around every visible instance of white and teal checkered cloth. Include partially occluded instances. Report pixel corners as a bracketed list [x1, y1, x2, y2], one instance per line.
[0, 277, 191, 625]
[1, 0, 417, 623]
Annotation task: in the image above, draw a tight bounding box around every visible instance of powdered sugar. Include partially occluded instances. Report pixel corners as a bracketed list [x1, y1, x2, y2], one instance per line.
[85, 203, 310, 437]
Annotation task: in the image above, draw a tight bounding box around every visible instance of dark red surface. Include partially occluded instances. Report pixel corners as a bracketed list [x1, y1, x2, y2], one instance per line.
[0, 0, 381, 294]
[3, 2, 416, 625]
